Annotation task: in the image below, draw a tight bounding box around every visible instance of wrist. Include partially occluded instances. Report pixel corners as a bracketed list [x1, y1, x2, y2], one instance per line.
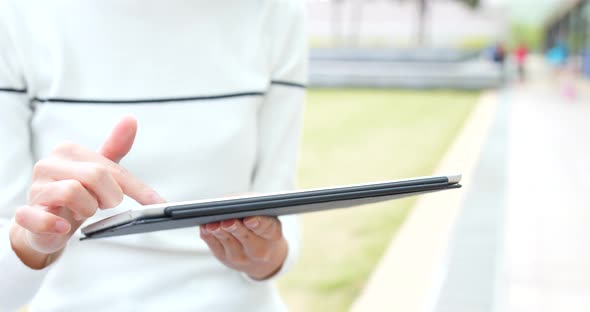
[247, 238, 289, 281]
[9, 223, 62, 270]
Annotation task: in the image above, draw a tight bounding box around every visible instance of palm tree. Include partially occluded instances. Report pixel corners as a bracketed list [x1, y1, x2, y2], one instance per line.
[328, 0, 481, 47]
[415, 0, 481, 45]
[459, 0, 480, 9]
[351, 0, 366, 46]
[416, 0, 428, 45]
[331, 0, 346, 46]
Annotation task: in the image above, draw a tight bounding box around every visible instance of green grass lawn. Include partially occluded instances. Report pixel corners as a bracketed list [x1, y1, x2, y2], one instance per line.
[277, 89, 479, 312]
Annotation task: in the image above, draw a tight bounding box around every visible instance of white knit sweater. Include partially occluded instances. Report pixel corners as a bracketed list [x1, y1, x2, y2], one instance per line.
[0, 1, 307, 311]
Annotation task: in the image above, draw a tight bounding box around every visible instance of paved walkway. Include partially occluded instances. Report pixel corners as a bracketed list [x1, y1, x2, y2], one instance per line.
[433, 82, 509, 312]
[499, 65, 590, 312]
[353, 57, 590, 311]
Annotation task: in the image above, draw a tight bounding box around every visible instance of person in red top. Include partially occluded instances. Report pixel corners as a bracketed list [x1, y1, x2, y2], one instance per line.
[515, 43, 529, 82]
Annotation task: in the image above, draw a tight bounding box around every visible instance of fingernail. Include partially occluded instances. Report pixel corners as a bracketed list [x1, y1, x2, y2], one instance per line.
[221, 220, 237, 232]
[245, 217, 259, 229]
[55, 220, 70, 234]
[206, 222, 219, 232]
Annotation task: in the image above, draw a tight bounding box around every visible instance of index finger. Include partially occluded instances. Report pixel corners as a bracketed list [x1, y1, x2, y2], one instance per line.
[52, 142, 165, 205]
[98, 115, 137, 163]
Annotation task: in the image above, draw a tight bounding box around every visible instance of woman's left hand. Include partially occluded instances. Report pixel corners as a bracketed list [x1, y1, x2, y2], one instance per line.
[200, 216, 288, 280]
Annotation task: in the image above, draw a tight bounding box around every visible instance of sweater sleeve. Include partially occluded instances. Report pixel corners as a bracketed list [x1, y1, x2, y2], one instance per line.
[0, 13, 51, 311]
[249, 0, 308, 279]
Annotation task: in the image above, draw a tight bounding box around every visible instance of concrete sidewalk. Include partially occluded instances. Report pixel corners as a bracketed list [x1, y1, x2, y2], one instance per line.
[433, 59, 590, 312]
[498, 64, 590, 312]
[433, 75, 510, 312]
[352, 57, 590, 312]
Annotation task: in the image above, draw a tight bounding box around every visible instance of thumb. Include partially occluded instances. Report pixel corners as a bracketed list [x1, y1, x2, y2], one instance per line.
[99, 115, 138, 163]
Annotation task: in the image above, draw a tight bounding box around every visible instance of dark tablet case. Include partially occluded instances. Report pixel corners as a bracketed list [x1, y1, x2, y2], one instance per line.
[82, 176, 460, 240]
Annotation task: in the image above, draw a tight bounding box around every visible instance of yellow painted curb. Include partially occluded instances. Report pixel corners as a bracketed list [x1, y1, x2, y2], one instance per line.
[351, 91, 499, 312]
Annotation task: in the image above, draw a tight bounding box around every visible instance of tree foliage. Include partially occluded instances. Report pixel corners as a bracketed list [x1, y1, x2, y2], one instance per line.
[456, 0, 480, 9]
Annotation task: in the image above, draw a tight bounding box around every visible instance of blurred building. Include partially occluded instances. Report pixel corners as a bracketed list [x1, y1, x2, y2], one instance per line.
[306, 0, 509, 48]
[545, 0, 590, 53]
[545, 0, 590, 75]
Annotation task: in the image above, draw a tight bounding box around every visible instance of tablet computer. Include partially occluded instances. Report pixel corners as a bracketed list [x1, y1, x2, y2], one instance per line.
[81, 174, 461, 240]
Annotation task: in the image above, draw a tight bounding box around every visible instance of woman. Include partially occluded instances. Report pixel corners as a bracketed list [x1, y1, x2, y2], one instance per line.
[0, 0, 306, 311]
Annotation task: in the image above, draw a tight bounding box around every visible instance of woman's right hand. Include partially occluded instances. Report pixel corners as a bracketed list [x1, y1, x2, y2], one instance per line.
[9, 116, 165, 269]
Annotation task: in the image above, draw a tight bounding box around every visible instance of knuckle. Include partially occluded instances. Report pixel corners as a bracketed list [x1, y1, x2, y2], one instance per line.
[111, 163, 130, 177]
[84, 163, 109, 186]
[32, 159, 53, 180]
[69, 179, 87, 196]
[84, 164, 120, 209]
[62, 180, 95, 217]
[28, 182, 44, 202]
[92, 163, 109, 180]
[61, 180, 81, 203]
[223, 222, 242, 235]
[234, 230, 249, 239]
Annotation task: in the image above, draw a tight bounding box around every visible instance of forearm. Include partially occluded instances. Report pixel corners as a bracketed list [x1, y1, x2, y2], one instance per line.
[247, 237, 288, 280]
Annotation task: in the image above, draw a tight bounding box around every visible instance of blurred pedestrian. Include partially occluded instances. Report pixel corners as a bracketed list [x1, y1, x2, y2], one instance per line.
[515, 43, 528, 82]
[546, 42, 576, 101]
[546, 42, 568, 70]
[492, 42, 507, 82]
